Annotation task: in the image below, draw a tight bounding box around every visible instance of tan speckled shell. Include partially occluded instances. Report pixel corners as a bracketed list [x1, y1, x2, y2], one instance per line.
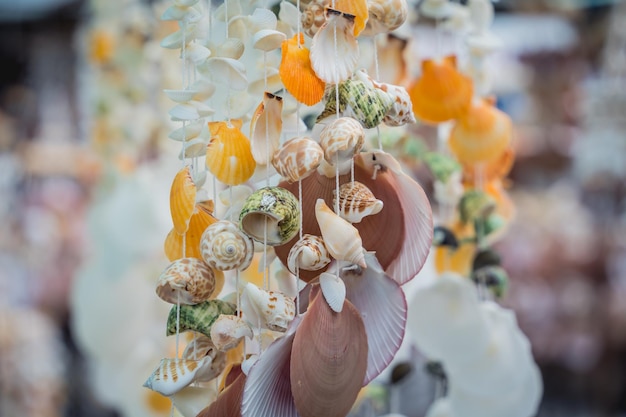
[200, 220, 254, 271]
[209, 314, 254, 352]
[333, 181, 384, 223]
[318, 117, 365, 164]
[156, 258, 224, 305]
[301, 0, 329, 38]
[287, 234, 331, 274]
[362, 0, 408, 36]
[182, 335, 227, 382]
[143, 358, 206, 396]
[241, 283, 296, 332]
[272, 136, 324, 183]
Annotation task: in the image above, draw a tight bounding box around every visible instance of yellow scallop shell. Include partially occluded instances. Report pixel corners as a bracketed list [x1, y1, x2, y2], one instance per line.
[170, 166, 197, 235]
[279, 33, 325, 106]
[165, 203, 218, 261]
[336, 0, 369, 36]
[206, 120, 256, 186]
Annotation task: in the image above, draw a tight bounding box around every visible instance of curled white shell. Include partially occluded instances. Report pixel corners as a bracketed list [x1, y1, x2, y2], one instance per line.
[178, 137, 208, 159]
[209, 314, 254, 351]
[161, 24, 197, 49]
[272, 136, 324, 183]
[253, 29, 286, 51]
[317, 157, 353, 178]
[319, 271, 346, 313]
[363, 0, 409, 35]
[333, 181, 384, 223]
[287, 234, 331, 274]
[200, 220, 254, 271]
[164, 89, 199, 103]
[315, 199, 366, 268]
[182, 336, 227, 382]
[143, 357, 208, 396]
[319, 117, 365, 164]
[199, 57, 247, 91]
[185, 42, 212, 64]
[168, 121, 203, 141]
[241, 283, 296, 332]
[156, 258, 223, 305]
[250, 92, 284, 166]
[214, 38, 245, 60]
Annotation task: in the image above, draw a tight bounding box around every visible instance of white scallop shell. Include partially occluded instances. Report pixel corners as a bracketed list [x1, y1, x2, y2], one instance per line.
[161, 25, 197, 49]
[164, 89, 199, 103]
[241, 283, 296, 332]
[253, 29, 286, 51]
[287, 234, 331, 274]
[214, 38, 245, 60]
[178, 137, 208, 160]
[319, 271, 346, 313]
[315, 199, 366, 268]
[188, 79, 216, 101]
[199, 58, 248, 91]
[279, 1, 300, 29]
[200, 220, 254, 271]
[248, 8, 278, 32]
[209, 314, 254, 351]
[168, 122, 203, 141]
[185, 42, 212, 65]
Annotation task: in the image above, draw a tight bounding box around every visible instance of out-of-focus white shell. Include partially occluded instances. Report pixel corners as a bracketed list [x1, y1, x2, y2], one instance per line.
[164, 89, 199, 103]
[185, 42, 212, 64]
[240, 283, 296, 332]
[178, 137, 208, 160]
[253, 29, 286, 51]
[198, 57, 247, 91]
[213, 38, 245, 60]
[272, 136, 324, 183]
[319, 117, 365, 164]
[317, 158, 353, 178]
[287, 234, 331, 274]
[209, 314, 254, 351]
[362, 0, 409, 35]
[161, 24, 197, 49]
[169, 122, 203, 141]
[200, 220, 254, 271]
[143, 357, 208, 396]
[333, 181, 384, 223]
[315, 199, 366, 268]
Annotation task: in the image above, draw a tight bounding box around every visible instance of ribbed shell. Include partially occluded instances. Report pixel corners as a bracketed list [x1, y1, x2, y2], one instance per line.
[335, 0, 369, 36]
[272, 136, 324, 183]
[319, 117, 365, 164]
[206, 120, 256, 186]
[279, 33, 325, 106]
[165, 299, 237, 339]
[197, 369, 246, 417]
[143, 358, 206, 396]
[315, 199, 366, 268]
[164, 203, 218, 261]
[333, 181, 383, 223]
[287, 234, 331, 274]
[156, 257, 224, 305]
[250, 92, 284, 166]
[170, 166, 196, 235]
[290, 287, 368, 417]
[200, 220, 254, 271]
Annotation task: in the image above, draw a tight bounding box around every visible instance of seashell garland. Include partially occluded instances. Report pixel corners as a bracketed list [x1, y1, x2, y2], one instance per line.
[156, 257, 224, 305]
[333, 181, 384, 224]
[200, 220, 254, 271]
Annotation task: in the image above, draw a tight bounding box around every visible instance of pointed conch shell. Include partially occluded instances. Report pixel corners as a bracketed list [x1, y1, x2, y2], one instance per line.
[408, 55, 473, 124]
[156, 258, 224, 305]
[206, 120, 256, 186]
[182, 336, 227, 382]
[210, 314, 254, 351]
[310, 8, 359, 84]
[272, 136, 324, 183]
[143, 358, 208, 396]
[170, 166, 196, 235]
[333, 181, 383, 223]
[315, 199, 366, 268]
[241, 283, 295, 332]
[239, 187, 300, 246]
[319, 117, 365, 164]
[287, 234, 331, 274]
[166, 299, 237, 339]
[200, 220, 254, 271]
[279, 33, 325, 106]
[361, 0, 408, 36]
[164, 202, 217, 261]
[250, 92, 284, 166]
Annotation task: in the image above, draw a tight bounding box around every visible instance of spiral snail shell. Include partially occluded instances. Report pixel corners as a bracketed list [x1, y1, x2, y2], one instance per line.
[200, 220, 254, 271]
[156, 257, 224, 305]
[318, 117, 365, 165]
[333, 181, 384, 224]
[287, 234, 332, 274]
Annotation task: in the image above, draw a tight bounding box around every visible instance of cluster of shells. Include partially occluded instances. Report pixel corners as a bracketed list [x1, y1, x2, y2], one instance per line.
[142, 0, 448, 416]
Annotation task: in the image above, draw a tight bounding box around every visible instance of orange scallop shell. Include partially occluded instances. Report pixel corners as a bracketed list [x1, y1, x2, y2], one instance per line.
[335, 0, 369, 36]
[461, 146, 515, 184]
[170, 166, 197, 235]
[408, 55, 473, 124]
[449, 98, 513, 165]
[164, 203, 218, 261]
[279, 33, 325, 106]
[206, 120, 256, 186]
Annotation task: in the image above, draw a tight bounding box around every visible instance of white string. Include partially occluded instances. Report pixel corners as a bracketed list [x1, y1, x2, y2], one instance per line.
[297, 0, 302, 42]
[297, 179, 303, 315]
[175, 291, 181, 357]
[335, 154, 340, 281]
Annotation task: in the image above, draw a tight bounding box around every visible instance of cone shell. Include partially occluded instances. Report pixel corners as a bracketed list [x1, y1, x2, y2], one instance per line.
[279, 33, 325, 106]
[287, 234, 331, 274]
[239, 187, 300, 246]
[272, 136, 324, 183]
[449, 98, 513, 165]
[156, 257, 224, 305]
[333, 181, 383, 223]
[206, 120, 256, 186]
[250, 92, 284, 166]
[182, 336, 227, 382]
[335, 0, 369, 36]
[164, 203, 218, 261]
[170, 166, 196, 235]
[319, 117, 365, 164]
[361, 0, 408, 36]
[290, 286, 368, 417]
[166, 299, 237, 339]
[200, 220, 254, 271]
[315, 199, 366, 268]
[310, 9, 359, 84]
[241, 283, 296, 332]
[408, 55, 473, 124]
[210, 314, 254, 351]
[143, 358, 207, 396]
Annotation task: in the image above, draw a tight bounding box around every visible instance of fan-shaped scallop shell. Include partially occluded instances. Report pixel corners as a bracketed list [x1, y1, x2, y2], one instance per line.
[143, 357, 207, 396]
[315, 199, 366, 268]
[240, 283, 296, 332]
[279, 33, 325, 106]
[164, 202, 218, 261]
[206, 120, 256, 186]
[200, 220, 254, 271]
[319, 117, 365, 164]
[156, 257, 224, 305]
[287, 234, 331, 274]
[272, 136, 324, 183]
[210, 314, 254, 352]
[166, 299, 237, 339]
[333, 181, 384, 223]
[170, 166, 197, 235]
[361, 0, 408, 36]
[182, 335, 227, 381]
[335, 0, 369, 36]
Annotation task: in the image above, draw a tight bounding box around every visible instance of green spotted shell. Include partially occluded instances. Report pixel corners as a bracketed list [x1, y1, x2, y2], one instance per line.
[317, 79, 394, 129]
[166, 299, 237, 339]
[458, 190, 496, 224]
[239, 186, 300, 245]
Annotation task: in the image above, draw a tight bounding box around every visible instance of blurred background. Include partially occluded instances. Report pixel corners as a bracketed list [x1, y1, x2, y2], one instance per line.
[1, 0, 625, 416]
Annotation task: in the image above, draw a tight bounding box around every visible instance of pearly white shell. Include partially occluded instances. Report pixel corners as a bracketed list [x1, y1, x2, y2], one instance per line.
[314, 199, 366, 268]
[319, 271, 346, 313]
[287, 234, 331, 274]
[241, 283, 296, 332]
[209, 314, 254, 351]
[143, 357, 208, 396]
